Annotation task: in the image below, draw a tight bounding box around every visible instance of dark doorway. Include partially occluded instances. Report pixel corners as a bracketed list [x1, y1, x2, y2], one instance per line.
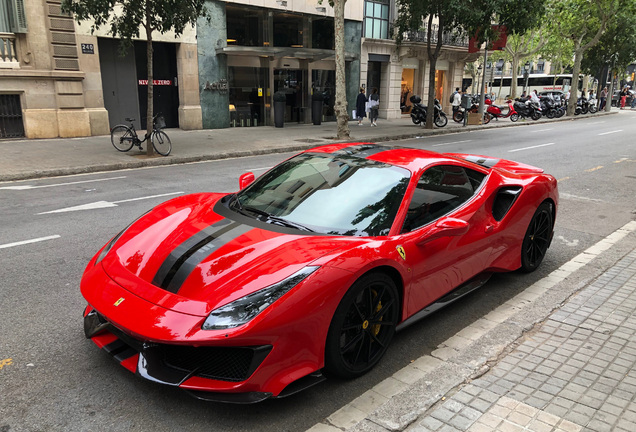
[134, 41, 179, 129]
[367, 61, 382, 95]
[274, 69, 306, 123]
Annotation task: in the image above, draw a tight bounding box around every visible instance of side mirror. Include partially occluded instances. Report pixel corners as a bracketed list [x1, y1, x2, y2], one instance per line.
[239, 172, 255, 190]
[418, 217, 469, 245]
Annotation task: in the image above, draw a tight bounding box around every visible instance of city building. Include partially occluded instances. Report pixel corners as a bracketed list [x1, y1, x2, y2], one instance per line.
[1, 0, 473, 139]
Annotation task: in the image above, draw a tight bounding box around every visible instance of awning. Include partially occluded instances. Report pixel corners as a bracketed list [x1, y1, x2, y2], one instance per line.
[216, 46, 358, 62]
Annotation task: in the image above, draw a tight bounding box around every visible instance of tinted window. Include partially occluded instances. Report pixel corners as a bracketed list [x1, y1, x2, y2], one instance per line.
[235, 153, 410, 236]
[402, 165, 486, 232]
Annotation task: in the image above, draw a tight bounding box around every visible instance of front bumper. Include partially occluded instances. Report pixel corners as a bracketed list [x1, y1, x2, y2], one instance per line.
[84, 308, 275, 403]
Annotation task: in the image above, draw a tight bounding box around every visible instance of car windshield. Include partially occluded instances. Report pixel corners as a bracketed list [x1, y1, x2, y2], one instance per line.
[233, 152, 411, 236]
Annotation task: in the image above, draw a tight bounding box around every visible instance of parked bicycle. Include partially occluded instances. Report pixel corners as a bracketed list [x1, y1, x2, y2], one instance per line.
[110, 113, 171, 156]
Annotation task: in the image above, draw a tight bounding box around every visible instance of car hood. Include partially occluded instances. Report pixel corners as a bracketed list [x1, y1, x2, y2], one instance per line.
[101, 193, 365, 315]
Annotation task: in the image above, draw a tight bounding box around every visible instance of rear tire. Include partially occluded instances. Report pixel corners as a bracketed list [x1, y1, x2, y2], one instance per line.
[151, 130, 172, 156]
[324, 272, 399, 379]
[453, 110, 464, 123]
[520, 202, 553, 273]
[111, 125, 134, 152]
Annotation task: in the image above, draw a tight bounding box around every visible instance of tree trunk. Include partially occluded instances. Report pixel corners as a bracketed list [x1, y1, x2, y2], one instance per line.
[510, 55, 520, 99]
[333, 0, 349, 139]
[567, 47, 583, 116]
[424, 14, 442, 129]
[145, 2, 155, 156]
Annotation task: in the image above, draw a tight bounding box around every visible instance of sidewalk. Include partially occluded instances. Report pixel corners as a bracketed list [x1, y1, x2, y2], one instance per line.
[0, 110, 615, 182]
[309, 222, 636, 432]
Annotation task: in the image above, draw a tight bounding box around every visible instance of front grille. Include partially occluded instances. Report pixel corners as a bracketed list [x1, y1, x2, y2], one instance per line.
[162, 345, 270, 382]
[90, 312, 271, 383]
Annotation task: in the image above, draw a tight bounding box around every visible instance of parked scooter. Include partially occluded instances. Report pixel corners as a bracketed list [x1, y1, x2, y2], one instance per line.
[575, 97, 590, 115]
[513, 98, 542, 120]
[486, 98, 518, 122]
[410, 95, 448, 127]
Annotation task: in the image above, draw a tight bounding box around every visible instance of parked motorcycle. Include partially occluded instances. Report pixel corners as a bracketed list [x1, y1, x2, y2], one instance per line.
[539, 96, 560, 119]
[513, 98, 542, 120]
[410, 95, 448, 127]
[588, 97, 598, 113]
[486, 98, 518, 122]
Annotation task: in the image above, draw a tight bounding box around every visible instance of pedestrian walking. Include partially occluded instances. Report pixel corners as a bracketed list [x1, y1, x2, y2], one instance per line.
[356, 87, 367, 125]
[600, 86, 608, 110]
[368, 87, 380, 126]
[620, 86, 628, 109]
[451, 87, 461, 118]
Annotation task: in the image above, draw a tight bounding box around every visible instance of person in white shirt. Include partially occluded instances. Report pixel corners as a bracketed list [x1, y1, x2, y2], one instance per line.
[451, 87, 462, 117]
[530, 90, 540, 104]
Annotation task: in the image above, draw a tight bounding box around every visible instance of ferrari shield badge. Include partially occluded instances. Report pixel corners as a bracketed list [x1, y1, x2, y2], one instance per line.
[396, 246, 406, 261]
[114, 297, 125, 307]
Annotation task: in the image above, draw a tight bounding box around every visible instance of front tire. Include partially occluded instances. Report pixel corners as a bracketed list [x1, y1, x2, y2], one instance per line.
[324, 272, 399, 379]
[434, 113, 448, 127]
[411, 113, 421, 124]
[520, 202, 553, 273]
[152, 130, 172, 156]
[510, 113, 519, 122]
[531, 111, 542, 121]
[111, 125, 134, 152]
[589, 105, 598, 114]
[453, 110, 464, 123]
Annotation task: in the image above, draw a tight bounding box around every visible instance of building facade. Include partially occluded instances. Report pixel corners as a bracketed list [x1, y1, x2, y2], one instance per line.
[1, 0, 473, 139]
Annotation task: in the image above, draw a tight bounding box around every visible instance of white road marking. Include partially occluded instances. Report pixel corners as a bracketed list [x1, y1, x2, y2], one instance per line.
[0, 235, 61, 249]
[598, 130, 622, 136]
[529, 128, 554, 133]
[0, 176, 127, 191]
[432, 140, 472, 147]
[559, 192, 605, 203]
[37, 192, 184, 214]
[587, 121, 605, 125]
[508, 142, 555, 153]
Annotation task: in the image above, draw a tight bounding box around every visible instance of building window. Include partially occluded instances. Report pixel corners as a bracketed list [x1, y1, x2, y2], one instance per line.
[226, 6, 265, 47]
[364, 0, 389, 39]
[312, 17, 334, 49]
[0, 0, 27, 33]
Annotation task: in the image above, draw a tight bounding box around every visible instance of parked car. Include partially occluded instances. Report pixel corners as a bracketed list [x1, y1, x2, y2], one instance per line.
[81, 143, 558, 403]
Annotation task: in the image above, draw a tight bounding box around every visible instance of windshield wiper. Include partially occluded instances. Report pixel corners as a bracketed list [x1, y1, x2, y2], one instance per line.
[243, 206, 314, 232]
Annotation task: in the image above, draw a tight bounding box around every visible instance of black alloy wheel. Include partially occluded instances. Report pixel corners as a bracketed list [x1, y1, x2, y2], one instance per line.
[520, 202, 553, 272]
[325, 272, 399, 378]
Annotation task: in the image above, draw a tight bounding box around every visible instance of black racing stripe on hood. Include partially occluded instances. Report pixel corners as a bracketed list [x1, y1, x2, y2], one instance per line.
[155, 222, 253, 294]
[152, 219, 234, 289]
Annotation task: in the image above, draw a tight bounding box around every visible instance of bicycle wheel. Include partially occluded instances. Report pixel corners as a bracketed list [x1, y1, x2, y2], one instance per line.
[111, 125, 134, 152]
[152, 130, 172, 156]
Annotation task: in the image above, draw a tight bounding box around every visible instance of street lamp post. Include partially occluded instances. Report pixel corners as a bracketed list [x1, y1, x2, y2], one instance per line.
[523, 62, 531, 96]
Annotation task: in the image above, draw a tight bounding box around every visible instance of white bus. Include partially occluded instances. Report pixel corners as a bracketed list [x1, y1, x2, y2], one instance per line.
[489, 74, 579, 99]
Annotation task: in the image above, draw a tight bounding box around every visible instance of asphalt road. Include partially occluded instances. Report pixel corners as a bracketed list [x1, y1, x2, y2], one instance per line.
[1, 112, 635, 432]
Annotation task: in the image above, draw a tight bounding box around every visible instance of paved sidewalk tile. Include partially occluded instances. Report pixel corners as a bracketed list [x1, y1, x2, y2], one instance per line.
[408, 249, 636, 432]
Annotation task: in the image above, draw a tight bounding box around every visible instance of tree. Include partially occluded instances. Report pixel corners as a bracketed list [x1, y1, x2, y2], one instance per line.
[62, 0, 207, 155]
[396, 0, 546, 128]
[503, 30, 547, 99]
[540, 33, 574, 89]
[546, 0, 618, 116]
[581, 1, 636, 105]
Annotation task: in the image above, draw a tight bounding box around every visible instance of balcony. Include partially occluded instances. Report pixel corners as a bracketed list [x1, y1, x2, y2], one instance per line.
[403, 25, 469, 48]
[0, 33, 19, 68]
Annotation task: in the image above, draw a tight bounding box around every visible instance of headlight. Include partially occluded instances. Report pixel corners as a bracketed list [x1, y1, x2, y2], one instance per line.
[202, 266, 320, 330]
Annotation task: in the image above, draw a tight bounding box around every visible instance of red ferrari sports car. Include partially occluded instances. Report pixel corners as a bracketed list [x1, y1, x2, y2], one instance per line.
[82, 143, 558, 403]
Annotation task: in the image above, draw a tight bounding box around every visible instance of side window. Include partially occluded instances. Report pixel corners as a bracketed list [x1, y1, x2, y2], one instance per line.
[402, 165, 486, 232]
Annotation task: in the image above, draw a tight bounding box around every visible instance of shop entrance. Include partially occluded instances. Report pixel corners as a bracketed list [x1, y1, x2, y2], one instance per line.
[401, 68, 415, 114]
[274, 69, 307, 123]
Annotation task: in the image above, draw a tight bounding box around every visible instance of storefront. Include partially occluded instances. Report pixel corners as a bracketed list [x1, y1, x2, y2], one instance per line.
[197, 1, 360, 129]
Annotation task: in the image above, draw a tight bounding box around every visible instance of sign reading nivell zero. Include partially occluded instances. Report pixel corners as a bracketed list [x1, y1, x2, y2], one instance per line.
[203, 79, 228, 94]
